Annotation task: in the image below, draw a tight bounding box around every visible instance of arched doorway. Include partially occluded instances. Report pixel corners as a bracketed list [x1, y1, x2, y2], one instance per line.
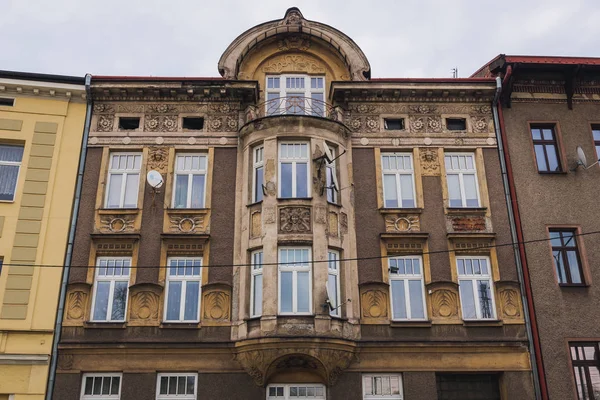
[265, 353, 327, 399]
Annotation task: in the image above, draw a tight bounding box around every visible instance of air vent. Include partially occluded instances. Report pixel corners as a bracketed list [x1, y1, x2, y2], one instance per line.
[384, 118, 404, 130]
[446, 118, 466, 131]
[182, 117, 204, 130]
[118, 117, 140, 130]
[0, 98, 15, 107]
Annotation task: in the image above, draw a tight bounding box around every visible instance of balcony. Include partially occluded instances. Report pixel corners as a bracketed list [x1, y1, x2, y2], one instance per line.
[245, 96, 343, 124]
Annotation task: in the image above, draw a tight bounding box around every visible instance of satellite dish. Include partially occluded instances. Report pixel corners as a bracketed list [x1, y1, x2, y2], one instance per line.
[576, 146, 587, 167]
[323, 141, 334, 163]
[146, 170, 163, 189]
[325, 279, 336, 311]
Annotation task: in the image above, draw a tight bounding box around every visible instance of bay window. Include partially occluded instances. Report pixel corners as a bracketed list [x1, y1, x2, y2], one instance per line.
[173, 154, 207, 209]
[91, 257, 130, 322]
[444, 153, 480, 208]
[278, 247, 312, 315]
[250, 250, 263, 317]
[457, 256, 496, 320]
[164, 258, 202, 322]
[279, 142, 310, 198]
[326, 146, 337, 203]
[253, 145, 264, 203]
[389, 256, 426, 320]
[105, 153, 142, 208]
[328, 250, 341, 317]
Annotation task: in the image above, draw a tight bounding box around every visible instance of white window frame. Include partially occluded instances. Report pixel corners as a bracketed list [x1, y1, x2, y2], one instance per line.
[266, 383, 326, 399]
[104, 152, 142, 209]
[250, 250, 263, 318]
[278, 247, 312, 315]
[362, 374, 403, 399]
[80, 373, 122, 400]
[252, 145, 264, 203]
[278, 142, 311, 198]
[164, 257, 202, 323]
[388, 256, 427, 321]
[381, 153, 416, 209]
[326, 145, 338, 204]
[265, 74, 325, 116]
[456, 256, 496, 320]
[172, 153, 208, 209]
[328, 250, 341, 317]
[0, 144, 24, 203]
[155, 373, 198, 400]
[444, 152, 481, 208]
[90, 257, 131, 323]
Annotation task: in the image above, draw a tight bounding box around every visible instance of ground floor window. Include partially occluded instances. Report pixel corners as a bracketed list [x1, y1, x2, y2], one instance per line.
[81, 373, 122, 399]
[156, 373, 197, 399]
[362, 374, 403, 399]
[570, 342, 600, 399]
[266, 383, 325, 399]
[436, 374, 500, 400]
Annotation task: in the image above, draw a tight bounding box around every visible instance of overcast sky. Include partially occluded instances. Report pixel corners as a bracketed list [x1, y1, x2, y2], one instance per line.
[2, 0, 599, 79]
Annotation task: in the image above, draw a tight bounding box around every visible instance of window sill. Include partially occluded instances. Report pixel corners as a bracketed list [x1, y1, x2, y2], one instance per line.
[0, 199, 16, 203]
[327, 201, 342, 209]
[84, 322, 127, 329]
[390, 320, 432, 328]
[537, 171, 568, 175]
[160, 322, 201, 329]
[98, 208, 140, 215]
[559, 283, 590, 288]
[166, 208, 209, 212]
[446, 207, 487, 215]
[462, 319, 503, 327]
[379, 207, 423, 215]
[247, 200, 263, 208]
[277, 197, 313, 202]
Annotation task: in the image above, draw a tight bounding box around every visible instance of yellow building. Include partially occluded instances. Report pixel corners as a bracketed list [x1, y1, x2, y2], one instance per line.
[0, 71, 87, 400]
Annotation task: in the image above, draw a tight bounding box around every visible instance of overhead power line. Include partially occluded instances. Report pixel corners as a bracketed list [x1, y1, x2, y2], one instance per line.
[1, 229, 598, 270]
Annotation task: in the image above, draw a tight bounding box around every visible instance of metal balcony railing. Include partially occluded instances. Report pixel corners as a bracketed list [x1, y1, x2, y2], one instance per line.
[245, 96, 343, 124]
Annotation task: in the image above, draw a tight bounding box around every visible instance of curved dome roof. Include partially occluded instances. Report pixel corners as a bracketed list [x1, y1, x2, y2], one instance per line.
[218, 8, 371, 81]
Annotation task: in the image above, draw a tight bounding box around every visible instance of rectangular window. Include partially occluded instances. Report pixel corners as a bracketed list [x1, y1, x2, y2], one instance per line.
[267, 384, 325, 399]
[164, 258, 202, 322]
[173, 154, 207, 209]
[389, 256, 426, 320]
[436, 374, 500, 400]
[278, 248, 312, 315]
[325, 145, 337, 203]
[105, 153, 142, 208]
[384, 118, 405, 131]
[279, 142, 310, 198]
[251, 250, 263, 317]
[156, 373, 197, 400]
[0, 144, 24, 202]
[0, 258, 3, 275]
[592, 125, 600, 161]
[531, 124, 562, 172]
[570, 342, 600, 400]
[381, 153, 415, 208]
[265, 75, 325, 117]
[446, 118, 466, 131]
[457, 257, 496, 320]
[81, 374, 121, 399]
[253, 146, 264, 203]
[327, 250, 341, 317]
[0, 98, 14, 107]
[91, 258, 130, 322]
[118, 117, 140, 130]
[550, 229, 584, 285]
[362, 374, 403, 399]
[444, 153, 480, 208]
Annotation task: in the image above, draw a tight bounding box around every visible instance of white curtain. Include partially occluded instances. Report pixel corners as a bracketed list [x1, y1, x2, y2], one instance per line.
[0, 145, 24, 200]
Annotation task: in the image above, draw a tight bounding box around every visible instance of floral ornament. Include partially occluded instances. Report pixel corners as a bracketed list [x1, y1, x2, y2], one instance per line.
[427, 117, 442, 132]
[220, 103, 233, 113]
[226, 116, 238, 131]
[410, 117, 424, 132]
[163, 116, 178, 131]
[210, 118, 223, 130]
[349, 118, 361, 131]
[156, 104, 169, 113]
[472, 105, 491, 114]
[366, 116, 379, 131]
[356, 104, 376, 114]
[97, 115, 114, 132]
[410, 105, 437, 114]
[145, 117, 159, 131]
[471, 117, 488, 133]
[94, 104, 114, 113]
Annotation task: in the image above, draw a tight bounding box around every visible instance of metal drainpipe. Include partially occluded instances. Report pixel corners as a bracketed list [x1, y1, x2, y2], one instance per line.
[492, 73, 548, 400]
[45, 73, 93, 400]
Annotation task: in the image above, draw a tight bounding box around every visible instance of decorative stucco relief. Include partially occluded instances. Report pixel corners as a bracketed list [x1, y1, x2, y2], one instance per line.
[384, 215, 420, 233]
[261, 55, 326, 74]
[64, 286, 90, 325]
[360, 285, 389, 323]
[129, 288, 161, 326]
[147, 147, 169, 174]
[430, 288, 460, 321]
[420, 148, 441, 176]
[279, 206, 311, 233]
[168, 214, 206, 234]
[496, 282, 523, 322]
[250, 211, 262, 238]
[202, 286, 231, 323]
[99, 215, 136, 234]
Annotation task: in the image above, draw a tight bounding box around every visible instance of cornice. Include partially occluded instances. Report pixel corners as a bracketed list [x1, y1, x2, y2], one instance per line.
[0, 78, 86, 102]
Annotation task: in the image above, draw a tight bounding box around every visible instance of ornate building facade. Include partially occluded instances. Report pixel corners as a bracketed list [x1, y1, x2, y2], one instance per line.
[0, 71, 86, 400]
[52, 9, 534, 400]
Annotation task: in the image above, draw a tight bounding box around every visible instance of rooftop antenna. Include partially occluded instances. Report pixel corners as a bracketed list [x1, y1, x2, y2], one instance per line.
[451, 68, 459, 78]
[571, 146, 599, 171]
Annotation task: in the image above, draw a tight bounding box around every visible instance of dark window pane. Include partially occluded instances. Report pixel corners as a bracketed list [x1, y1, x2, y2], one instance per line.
[255, 166, 264, 202]
[84, 377, 93, 395]
[384, 118, 404, 130]
[436, 374, 501, 400]
[296, 162, 308, 197]
[280, 163, 293, 198]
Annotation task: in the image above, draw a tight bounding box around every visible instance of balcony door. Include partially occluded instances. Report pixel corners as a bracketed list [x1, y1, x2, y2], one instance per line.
[265, 75, 325, 117]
